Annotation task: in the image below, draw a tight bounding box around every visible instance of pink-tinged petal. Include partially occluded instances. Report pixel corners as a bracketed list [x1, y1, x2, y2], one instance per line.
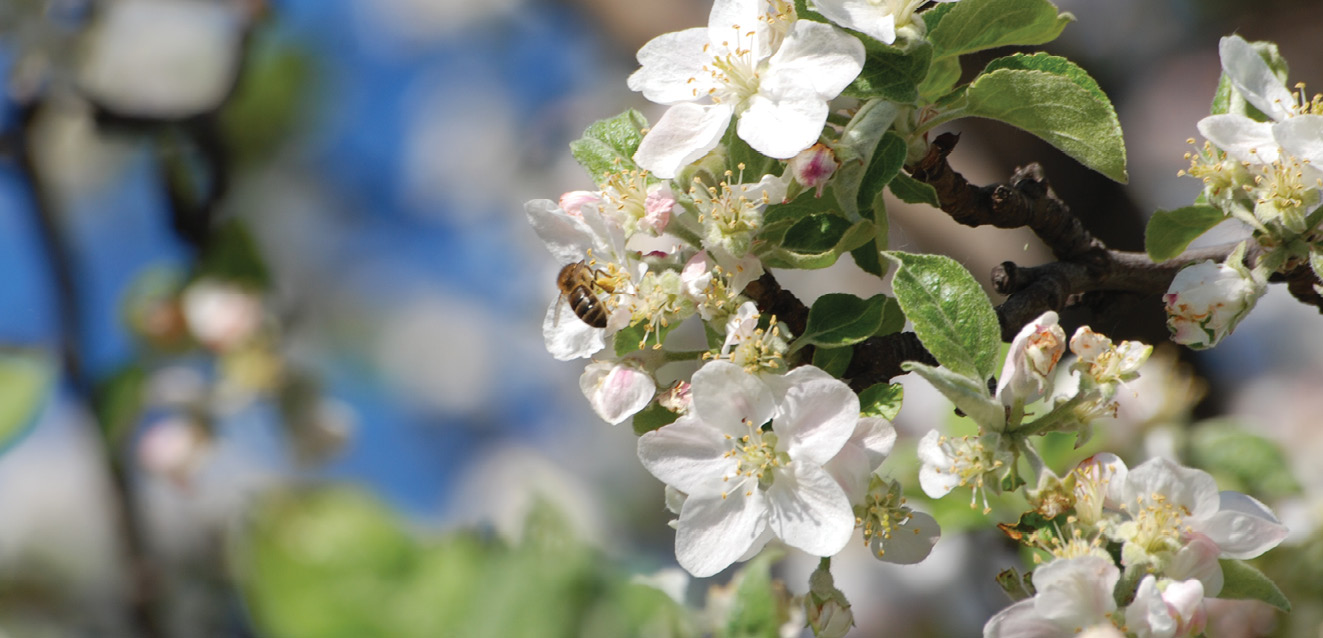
[1123, 458, 1219, 519]
[1032, 556, 1119, 627]
[1218, 35, 1295, 122]
[1167, 534, 1224, 596]
[627, 28, 719, 104]
[982, 599, 1061, 638]
[580, 362, 656, 425]
[634, 103, 732, 179]
[1273, 114, 1323, 165]
[638, 416, 738, 496]
[543, 298, 604, 360]
[691, 360, 776, 436]
[765, 462, 854, 556]
[765, 21, 864, 99]
[769, 365, 859, 465]
[1125, 576, 1178, 638]
[1197, 492, 1288, 559]
[525, 199, 596, 265]
[736, 85, 829, 159]
[917, 430, 961, 498]
[1197, 114, 1279, 164]
[674, 490, 768, 577]
[1164, 579, 1208, 637]
[872, 510, 940, 565]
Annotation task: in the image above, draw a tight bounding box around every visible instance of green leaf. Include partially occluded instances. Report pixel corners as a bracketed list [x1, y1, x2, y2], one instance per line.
[859, 383, 904, 420]
[783, 214, 854, 254]
[798, 293, 888, 349]
[632, 402, 679, 436]
[851, 194, 892, 278]
[759, 219, 876, 269]
[614, 320, 675, 357]
[197, 219, 271, 287]
[94, 364, 147, 446]
[723, 551, 785, 638]
[1145, 205, 1227, 262]
[876, 295, 906, 336]
[845, 39, 933, 104]
[764, 188, 841, 227]
[963, 55, 1127, 183]
[1188, 420, 1300, 498]
[857, 132, 908, 212]
[884, 251, 1002, 381]
[569, 110, 648, 184]
[903, 362, 1005, 431]
[832, 99, 902, 221]
[851, 239, 885, 276]
[0, 351, 54, 455]
[918, 56, 963, 100]
[889, 172, 941, 207]
[928, 0, 1074, 60]
[812, 346, 854, 378]
[921, 2, 959, 32]
[1219, 559, 1291, 612]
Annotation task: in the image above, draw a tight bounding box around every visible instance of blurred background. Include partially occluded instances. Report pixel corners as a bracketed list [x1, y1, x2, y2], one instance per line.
[0, 0, 1321, 636]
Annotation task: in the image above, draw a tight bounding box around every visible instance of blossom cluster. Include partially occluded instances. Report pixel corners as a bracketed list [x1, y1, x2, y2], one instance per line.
[525, 0, 1296, 635]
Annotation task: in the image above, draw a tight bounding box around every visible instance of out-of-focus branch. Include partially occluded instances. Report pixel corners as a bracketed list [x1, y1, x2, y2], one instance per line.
[12, 102, 165, 638]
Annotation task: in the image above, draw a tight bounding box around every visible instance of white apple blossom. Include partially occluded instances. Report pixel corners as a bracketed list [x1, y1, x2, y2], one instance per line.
[811, 0, 960, 46]
[1192, 35, 1323, 233]
[996, 311, 1066, 407]
[526, 197, 636, 360]
[718, 301, 790, 373]
[628, 0, 865, 178]
[1125, 576, 1207, 638]
[579, 359, 657, 425]
[181, 279, 264, 352]
[983, 555, 1120, 638]
[636, 360, 859, 576]
[693, 172, 789, 263]
[1163, 257, 1264, 350]
[855, 476, 940, 563]
[1104, 457, 1288, 595]
[917, 430, 1014, 513]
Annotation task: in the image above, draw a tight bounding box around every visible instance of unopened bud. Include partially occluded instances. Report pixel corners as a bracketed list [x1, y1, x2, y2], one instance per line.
[788, 143, 839, 197]
[805, 564, 854, 638]
[1163, 252, 1264, 349]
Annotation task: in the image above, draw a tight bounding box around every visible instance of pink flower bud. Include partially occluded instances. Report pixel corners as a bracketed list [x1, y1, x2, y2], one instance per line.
[996, 311, 1066, 406]
[788, 143, 840, 197]
[657, 380, 692, 414]
[137, 417, 211, 488]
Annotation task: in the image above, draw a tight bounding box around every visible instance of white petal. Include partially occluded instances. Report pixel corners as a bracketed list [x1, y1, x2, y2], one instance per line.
[765, 462, 854, 556]
[580, 362, 655, 425]
[628, 28, 719, 105]
[736, 86, 829, 159]
[708, 0, 771, 60]
[982, 599, 1061, 638]
[764, 20, 865, 99]
[1032, 556, 1119, 627]
[811, 0, 899, 45]
[917, 430, 961, 498]
[674, 490, 768, 577]
[1219, 35, 1295, 122]
[1273, 114, 1323, 165]
[638, 415, 738, 496]
[690, 360, 777, 436]
[872, 510, 940, 565]
[823, 416, 892, 504]
[1123, 458, 1219, 519]
[1167, 534, 1224, 596]
[634, 103, 733, 179]
[1197, 492, 1288, 559]
[525, 198, 596, 265]
[1197, 114, 1279, 164]
[543, 298, 604, 360]
[770, 365, 860, 465]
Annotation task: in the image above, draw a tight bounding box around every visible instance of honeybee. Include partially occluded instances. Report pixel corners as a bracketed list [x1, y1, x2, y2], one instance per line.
[556, 261, 612, 328]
